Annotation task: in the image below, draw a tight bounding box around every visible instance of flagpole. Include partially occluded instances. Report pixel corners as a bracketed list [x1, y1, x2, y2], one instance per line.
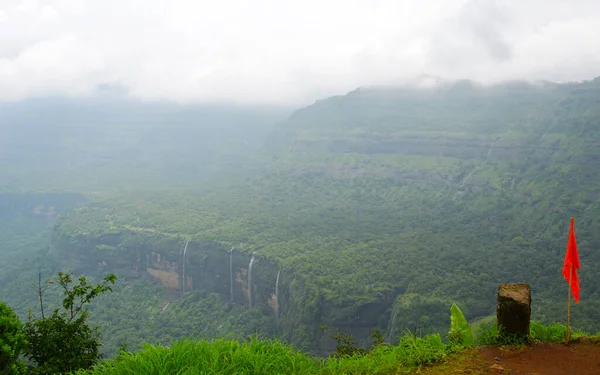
[566, 265, 573, 344]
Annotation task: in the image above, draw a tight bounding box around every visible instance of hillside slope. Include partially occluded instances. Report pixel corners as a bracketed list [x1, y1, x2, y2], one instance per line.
[3, 78, 600, 354]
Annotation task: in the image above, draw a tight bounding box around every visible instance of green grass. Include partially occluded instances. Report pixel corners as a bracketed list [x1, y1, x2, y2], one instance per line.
[475, 320, 599, 346]
[324, 333, 448, 375]
[70, 319, 600, 375]
[77, 332, 450, 375]
[530, 321, 570, 343]
[77, 338, 320, 375]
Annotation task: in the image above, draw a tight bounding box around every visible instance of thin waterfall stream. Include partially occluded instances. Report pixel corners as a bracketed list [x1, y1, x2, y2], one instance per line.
[248, 253, 255, 308]
[229, 246, 234, 302]
[181, 239, 189, 293]
[275, 269, 281, 326]
[386, 306, 399, 343]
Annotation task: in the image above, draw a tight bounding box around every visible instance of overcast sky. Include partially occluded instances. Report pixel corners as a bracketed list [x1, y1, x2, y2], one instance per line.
[1, 0, 599, 104]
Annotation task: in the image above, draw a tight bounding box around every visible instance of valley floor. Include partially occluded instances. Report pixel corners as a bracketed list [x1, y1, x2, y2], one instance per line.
[419, 342, 600, 375]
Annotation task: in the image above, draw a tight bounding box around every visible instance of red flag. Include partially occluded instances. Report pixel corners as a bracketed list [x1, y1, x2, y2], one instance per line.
[562, 217, 581, 303]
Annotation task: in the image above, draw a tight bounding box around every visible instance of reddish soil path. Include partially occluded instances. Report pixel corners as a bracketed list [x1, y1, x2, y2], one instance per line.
[480, 342, 600, 375]
[420, 342, 600, 375]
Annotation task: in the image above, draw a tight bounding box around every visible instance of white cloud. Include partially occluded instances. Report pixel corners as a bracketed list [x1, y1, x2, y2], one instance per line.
[0, 0, 599, 104]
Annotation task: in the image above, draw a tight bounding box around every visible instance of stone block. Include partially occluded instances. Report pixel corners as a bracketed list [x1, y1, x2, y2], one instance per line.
[497, 283, 531, 337]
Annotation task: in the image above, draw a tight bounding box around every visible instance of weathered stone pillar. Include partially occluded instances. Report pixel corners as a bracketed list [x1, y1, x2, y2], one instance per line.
[497, 283, 531, 337]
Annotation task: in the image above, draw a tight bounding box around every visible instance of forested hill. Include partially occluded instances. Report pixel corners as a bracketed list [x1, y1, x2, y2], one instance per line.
[251, 78, 600, 335]
[263, 77, 600, 304]
[2, 77, 600, 355]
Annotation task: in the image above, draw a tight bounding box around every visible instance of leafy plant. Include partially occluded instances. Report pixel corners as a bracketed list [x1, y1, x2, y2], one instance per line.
[23, 272, 116, 374]
[447, 303, 474, 348]
[0, 302, 27, 375]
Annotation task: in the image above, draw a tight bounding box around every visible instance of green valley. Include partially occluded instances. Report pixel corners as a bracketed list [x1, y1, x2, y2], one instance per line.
[2, 77, 600, 357]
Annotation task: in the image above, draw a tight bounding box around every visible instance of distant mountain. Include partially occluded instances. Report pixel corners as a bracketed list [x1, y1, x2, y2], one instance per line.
[0, 98, 290, 192]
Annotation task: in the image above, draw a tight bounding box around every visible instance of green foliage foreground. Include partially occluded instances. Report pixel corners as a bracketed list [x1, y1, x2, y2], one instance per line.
[23, 273, 116, 375]
[77, 334, 449, 375]
[0, 302, 27, 375]
[76, 304, 469, 375]
[76, 304, 466, 374]
[476, 320, 600, 346]
[78, 317, 600, 375]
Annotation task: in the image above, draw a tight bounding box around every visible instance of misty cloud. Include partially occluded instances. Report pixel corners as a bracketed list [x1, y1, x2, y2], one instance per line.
[0, 0, 599, 104]
[430, 0, 513, 64]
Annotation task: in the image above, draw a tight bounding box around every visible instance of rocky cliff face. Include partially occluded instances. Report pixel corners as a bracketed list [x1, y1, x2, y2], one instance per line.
[50, 230, 278, 310]
[48, 220, 395, 353]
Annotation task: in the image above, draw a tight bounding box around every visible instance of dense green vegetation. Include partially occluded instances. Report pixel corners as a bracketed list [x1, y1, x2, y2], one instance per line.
[0, 302, 27, 374]
[74, 319, 599, 375]
[2, 78, 600, 356]
[78, 303, 475, 375]
[87, 284, 277, 357]
[0, 271, 118, 375]
[22, 272, 116, 374]
[3, 279, 596, 375]
[76, 334, 450, 375]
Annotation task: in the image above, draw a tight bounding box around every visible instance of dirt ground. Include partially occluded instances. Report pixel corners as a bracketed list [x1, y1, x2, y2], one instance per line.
[418, 341, 600, 375]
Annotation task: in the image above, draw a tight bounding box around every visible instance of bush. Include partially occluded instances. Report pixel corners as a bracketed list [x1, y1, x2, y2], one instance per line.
[0, 302, 27, 375]
[24, 312, 103, 374]
[23, 272, 116, 374]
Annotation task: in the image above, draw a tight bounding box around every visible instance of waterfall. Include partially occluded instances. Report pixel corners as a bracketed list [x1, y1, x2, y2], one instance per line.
[386, 305, 399, 343]
[178, 241, 184, 287]
[229, 246, 235, 302]
[181, 239, 189, 294]
[248, 253, 255, 308]
[460, 166, 479, 188]
[486, 137, 501, 162]
[275, 269, 281, 326]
